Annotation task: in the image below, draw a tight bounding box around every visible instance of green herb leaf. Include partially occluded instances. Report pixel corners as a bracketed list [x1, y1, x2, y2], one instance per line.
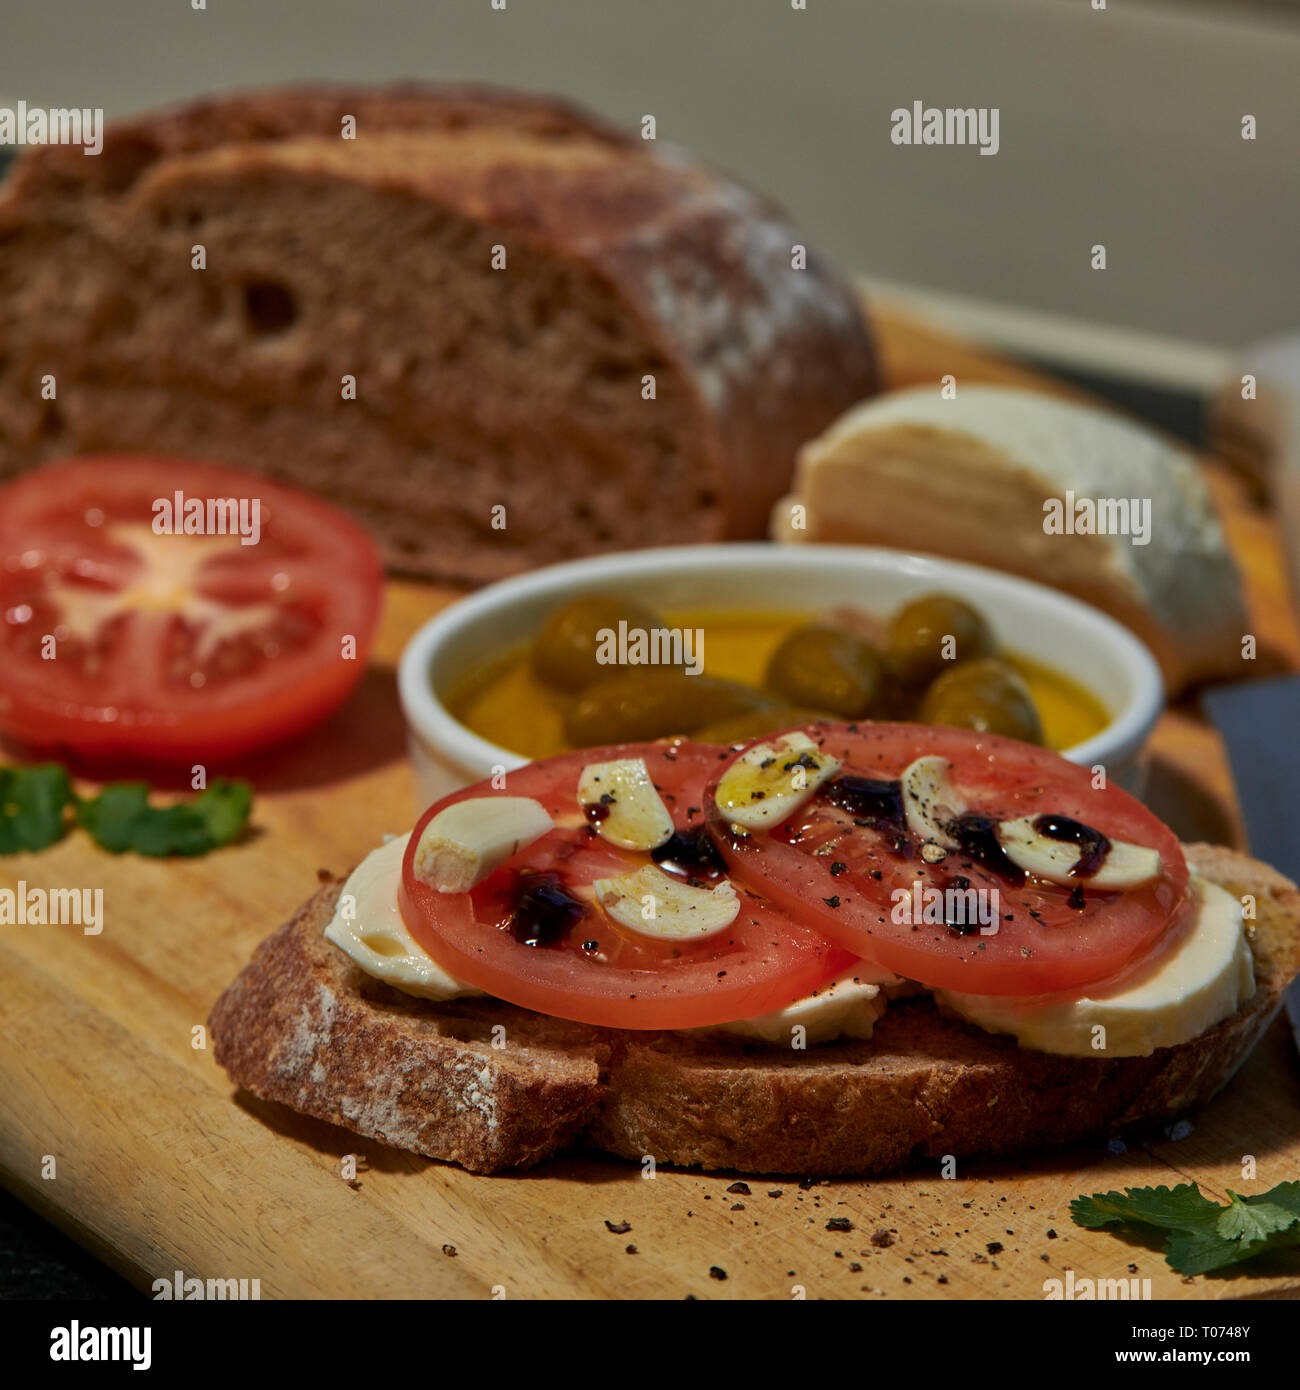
[1069, 1183, 1217, 1234]
[0, 764, 74, 852]
[1071, 1181, 1300, 1277]
[76, 778, 252, 857]
[1166, 1222, 1300, 1276]
[1216, 1191, 1298, 1244]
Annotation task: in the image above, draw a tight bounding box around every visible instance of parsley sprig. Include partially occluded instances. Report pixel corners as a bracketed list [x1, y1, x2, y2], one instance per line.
[1071, 1182, 1300, 1275]
[0, 763, 251, 858]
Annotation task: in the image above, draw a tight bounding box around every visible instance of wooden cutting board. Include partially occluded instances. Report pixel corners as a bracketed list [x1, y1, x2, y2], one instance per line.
[1, 311, 1298, 1302]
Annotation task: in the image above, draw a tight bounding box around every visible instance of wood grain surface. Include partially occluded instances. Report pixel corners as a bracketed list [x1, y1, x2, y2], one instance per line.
[1, 311, 1297, 1301]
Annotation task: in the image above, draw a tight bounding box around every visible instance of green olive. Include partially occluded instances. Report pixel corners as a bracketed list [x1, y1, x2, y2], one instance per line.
[886, 594, 995, 689]
[692, 706, 831, 745]
[532, 594, 666, 693]
[764, 625, 883, 718]
[563, 672, 776, 746]
[918, 658, 1044, 744]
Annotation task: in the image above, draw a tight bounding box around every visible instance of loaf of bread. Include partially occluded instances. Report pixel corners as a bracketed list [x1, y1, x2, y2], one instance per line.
[208, 844, 1300, 1176]
[0, 85, 878, 584]
[772, 385, 1248, 691]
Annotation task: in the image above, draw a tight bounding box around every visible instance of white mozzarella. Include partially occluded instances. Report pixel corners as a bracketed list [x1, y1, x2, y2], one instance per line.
[577, 758, 674, 851]
[592, 863, 739, 940]
[412, 796, 554, 894]
[715, 965, 895, 1043]
[715, 731, 841, 831]
[934, 875, 1253, 1057]
[324, 834, 483, 1001]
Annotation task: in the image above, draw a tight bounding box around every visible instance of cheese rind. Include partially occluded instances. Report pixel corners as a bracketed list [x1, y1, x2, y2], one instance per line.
[324, 834, 485, 1001]
[934, 875, 1252, 1056]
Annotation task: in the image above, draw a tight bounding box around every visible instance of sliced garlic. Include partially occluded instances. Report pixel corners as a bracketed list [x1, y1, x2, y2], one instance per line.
[715, 731, 841, 831]
[900, 755, 965, 850]
[997, 816, 1160, 889]
[592, 863, 739, 940]
[412, 796, 555, 894]
[577, 758, 674, 852]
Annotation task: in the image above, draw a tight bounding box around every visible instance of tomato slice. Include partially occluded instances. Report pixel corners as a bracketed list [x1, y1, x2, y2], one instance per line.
[0, 455, 383, 762]
[398, 740, 855, 1030]
[705, 723, 1190, 998]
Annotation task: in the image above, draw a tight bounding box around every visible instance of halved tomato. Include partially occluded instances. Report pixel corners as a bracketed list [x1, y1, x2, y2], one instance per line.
[0, 455, 383, 762]
[705, 723, 1190, 998]
[398, 741, 855, 1029]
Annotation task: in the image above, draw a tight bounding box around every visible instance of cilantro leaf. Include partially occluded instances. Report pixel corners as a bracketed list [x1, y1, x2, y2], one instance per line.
[1072, 1181, 1300, 1277]
[1069, 1183, 1217, 1234]
[0, 764, 74, 852]
[76, 779, 252, 857]
[1248, 1181, 1300, 1221]
[1216, 1191, 1298, 1244]
[1166, 1222, 1300, 1276]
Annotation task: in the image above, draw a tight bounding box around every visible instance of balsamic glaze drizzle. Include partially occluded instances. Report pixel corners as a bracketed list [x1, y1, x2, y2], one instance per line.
[505, 871, 586, 948]
[820, 775, 906, 829]
[1032, 813, 1112, 879]
[812, 775, 1113, 896]
[949, 812, 1026, 887]
[652, 826, 726, 878]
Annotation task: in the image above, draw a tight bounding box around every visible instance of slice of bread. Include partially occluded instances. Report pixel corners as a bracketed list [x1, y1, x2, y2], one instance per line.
[209, 843, 1300, 1176]
[0, 84, 877, 585]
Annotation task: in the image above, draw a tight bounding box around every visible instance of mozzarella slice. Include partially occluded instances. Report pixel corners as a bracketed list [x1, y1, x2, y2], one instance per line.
[412, 796, 554, 893]
[577, 758, 674, 851]
[996, 815, 1160, 889]
[324, 834, 484, 1001]
[592, 863, 739, 940]
[900, 755, 965, 849]
[935, 875, 1253, 1056]
[714, 965, 893, 1043]
[715, 731, 841, 831]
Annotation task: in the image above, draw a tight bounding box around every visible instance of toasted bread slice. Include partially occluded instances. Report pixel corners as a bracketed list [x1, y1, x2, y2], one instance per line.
[209, 844, 1300, 1175]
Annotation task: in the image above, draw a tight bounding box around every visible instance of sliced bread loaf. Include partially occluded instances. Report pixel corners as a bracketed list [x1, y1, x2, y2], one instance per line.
[0, 84, 878, 584]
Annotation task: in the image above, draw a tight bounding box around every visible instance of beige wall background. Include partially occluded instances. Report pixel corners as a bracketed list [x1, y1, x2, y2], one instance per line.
[2, 0, 1296, 350]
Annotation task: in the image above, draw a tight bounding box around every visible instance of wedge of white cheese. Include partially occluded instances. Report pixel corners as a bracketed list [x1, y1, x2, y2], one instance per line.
[935, 874, 1253, 1056]
[325, 834, 484, 1001]
[773, 385, 1246, 690]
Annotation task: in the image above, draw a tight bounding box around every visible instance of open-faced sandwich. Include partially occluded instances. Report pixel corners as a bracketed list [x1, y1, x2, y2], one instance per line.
[210, 723, 1300, 1175]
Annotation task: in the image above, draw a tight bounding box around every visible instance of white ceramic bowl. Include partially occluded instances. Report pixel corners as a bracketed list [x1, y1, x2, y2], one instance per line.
[398, 544, 1164, 810]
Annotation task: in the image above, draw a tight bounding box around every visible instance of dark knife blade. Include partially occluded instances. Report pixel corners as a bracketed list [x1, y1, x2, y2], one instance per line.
[1203, 674, 1300, 1052]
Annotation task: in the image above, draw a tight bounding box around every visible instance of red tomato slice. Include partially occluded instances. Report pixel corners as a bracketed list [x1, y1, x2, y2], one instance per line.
[398, 741, 855, 1030]
[705, 723, 1190, 998]
[0, 455, 383, 762]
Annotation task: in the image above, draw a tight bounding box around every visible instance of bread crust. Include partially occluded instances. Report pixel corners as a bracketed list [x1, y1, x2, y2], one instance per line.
[209, 843, 1300, 1176]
